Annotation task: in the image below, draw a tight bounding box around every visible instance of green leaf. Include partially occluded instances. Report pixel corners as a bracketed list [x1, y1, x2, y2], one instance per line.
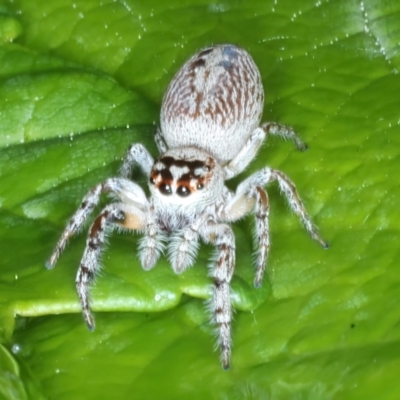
[1, 0, 400, 399]
[0, 343, 44, 400]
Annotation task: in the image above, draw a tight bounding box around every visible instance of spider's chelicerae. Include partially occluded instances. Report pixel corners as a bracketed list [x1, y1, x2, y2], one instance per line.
[47, 44, 328, 369]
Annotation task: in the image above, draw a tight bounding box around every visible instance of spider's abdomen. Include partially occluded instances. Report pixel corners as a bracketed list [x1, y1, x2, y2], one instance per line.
[160, 44, 264, 164]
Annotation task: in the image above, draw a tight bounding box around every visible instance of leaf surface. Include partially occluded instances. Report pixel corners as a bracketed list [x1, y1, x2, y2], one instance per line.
[1, 0, 400, 398]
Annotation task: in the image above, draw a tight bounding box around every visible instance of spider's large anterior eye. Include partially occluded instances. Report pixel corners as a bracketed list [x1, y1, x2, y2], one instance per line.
[159, 183, 172, 195]
[177, 186, 191, 197]
[149, 177, 155, 185]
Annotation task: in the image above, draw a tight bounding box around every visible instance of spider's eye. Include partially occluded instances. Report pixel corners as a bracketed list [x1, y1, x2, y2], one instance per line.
[177, 186, 191, 197]
[197, 183, 204, 190]
[149, 177, 155, 185]
[159, 183, 172, 195]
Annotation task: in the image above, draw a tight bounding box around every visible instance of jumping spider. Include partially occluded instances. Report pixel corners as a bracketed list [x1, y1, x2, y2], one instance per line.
[47, 44, 328, 369]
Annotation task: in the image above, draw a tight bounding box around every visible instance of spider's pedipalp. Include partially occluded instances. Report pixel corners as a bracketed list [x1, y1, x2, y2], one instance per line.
[138, 230, 165, 270]
[168, 227, 200, 274]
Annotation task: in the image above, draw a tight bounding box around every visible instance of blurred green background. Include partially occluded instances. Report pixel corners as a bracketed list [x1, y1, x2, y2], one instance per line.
[1, 0, 400, 399]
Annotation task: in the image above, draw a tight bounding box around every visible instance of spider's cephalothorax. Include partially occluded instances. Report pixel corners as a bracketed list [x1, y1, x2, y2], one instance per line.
[149, 147, 223, 208]
[47, 44, 328, 369]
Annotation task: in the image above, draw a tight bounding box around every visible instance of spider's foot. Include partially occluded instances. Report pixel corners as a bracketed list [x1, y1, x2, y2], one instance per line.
[296, 140, 308, 152]
[253, 277, 262, 289]
[321, 240, 330, 249]
[313, 233, 329, 249]
[45, 253, 58, 269]
[84, 311, 95, 331]
[221, 346, 231, 370]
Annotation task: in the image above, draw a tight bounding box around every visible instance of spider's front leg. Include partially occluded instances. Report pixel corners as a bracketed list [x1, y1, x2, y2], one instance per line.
[47, 178, 149, 329]
[76, 202, 145, 329]
[200, 222, 235, 370]
[46, 178, 144, 269]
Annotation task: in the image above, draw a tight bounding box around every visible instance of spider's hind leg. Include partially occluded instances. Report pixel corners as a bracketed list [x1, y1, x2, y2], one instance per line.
[119, 143, 154, 179]
[261, 122, 307, 151]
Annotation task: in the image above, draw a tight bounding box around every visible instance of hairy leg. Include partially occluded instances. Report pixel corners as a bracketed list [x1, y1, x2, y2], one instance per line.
[241, 167, 328, 248]
[119, 143, 154, 179]
[47, 178, 147, 269]
[261, 122, 307, 151]
[253, 187, 270, 287]
[75, 203, 145, 329]
[201, 222, 235, 370]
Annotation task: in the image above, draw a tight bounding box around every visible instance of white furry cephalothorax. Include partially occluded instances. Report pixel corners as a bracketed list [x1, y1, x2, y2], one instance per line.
[47, 44, 328, 369]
